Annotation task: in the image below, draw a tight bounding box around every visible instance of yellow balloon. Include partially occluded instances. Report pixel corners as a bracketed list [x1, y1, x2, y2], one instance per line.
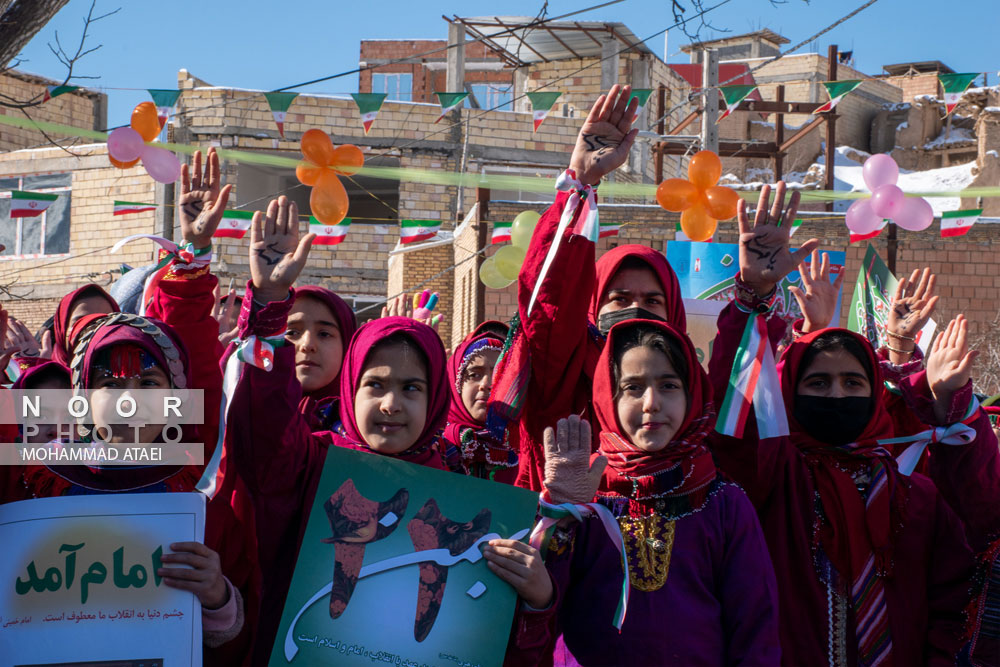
[479, 257, 514, 289]
[511, 210, 541, 249]
[494, 245, 527, 281]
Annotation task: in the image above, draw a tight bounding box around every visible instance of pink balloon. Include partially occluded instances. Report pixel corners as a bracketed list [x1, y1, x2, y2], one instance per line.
[863, 153, 900, 191]
[895, 196, 934, 231]
[870, 184, 905, 219]
[107, 127, 144, 162]
[845, 199, 884, 235]
[141, 146, 181, 184]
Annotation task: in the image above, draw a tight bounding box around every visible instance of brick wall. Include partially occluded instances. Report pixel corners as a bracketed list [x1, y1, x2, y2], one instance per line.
[0, 70, 104, 152]
[885, 73, 940, 103]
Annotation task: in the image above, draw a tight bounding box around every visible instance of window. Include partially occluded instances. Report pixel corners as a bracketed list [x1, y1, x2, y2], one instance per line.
[371, 73, 413, 102]
[0, 173, 72, 258]
[467, 83, 513, 111]
[482, 165, 558, 203]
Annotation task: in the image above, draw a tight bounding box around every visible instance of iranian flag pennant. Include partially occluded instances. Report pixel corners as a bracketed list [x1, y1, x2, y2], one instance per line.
[400, 219, 442, 245]
[717, 85, 757, 122]
[434, 92, 469, 123]
[940, 208, 982, 237]
[599, 221, 621, 238]
[491, 221, 512, 244]
[309, 216, 351, 245]
[789, 218, 803, 237]
[352, 93, 388, 134]
[113, 200, 157, 216]
[42, 85, 78, 102]
[264, 92, 299, 138]
[214, 210, 254, 238]
[939, 73, 980, 116]
[526, 91, 562, 132]
[9, 191, 57, 217]
[628, 88, 654, 121]
[850, 219, 889, 244]
[148, 89, 181, 129]
[813, 80, 863, 114]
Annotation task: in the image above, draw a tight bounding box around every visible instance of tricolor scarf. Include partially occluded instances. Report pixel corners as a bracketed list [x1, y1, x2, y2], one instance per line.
[51, 284, 120, 366]
[592, 319, 718, 518]
[781, 328, 902, 667]
[335, 317, 449, 470]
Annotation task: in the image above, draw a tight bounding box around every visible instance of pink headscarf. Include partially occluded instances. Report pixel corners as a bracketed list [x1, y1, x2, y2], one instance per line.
[293, 285, 358, 403]
[336, 317, 449, 469]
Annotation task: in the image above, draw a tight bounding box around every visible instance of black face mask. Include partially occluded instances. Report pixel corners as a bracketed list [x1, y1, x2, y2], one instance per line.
[793, 395, 873, 446]
[598, 307, 666, 335]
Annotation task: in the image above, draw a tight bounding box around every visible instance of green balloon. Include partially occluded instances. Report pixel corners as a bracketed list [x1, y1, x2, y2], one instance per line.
[511, 210, 542, 249]
[479, 257, 514, 289]
[494, 245, 527, 281]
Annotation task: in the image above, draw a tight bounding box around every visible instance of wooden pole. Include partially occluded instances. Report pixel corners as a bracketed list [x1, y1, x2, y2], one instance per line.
[774, 84, 785, 182]
[824, 44, 838, 213]
[476, 187, 490, 325]
[655, 84, 666, 184]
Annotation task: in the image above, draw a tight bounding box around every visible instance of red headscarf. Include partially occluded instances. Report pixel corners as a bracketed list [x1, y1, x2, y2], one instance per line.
[336, 317, 448, 469]
[590, 245, 686, 332]
[780, 328, 901, 585]
[52, 284, 119, 366]
[592, 319, 716, 514]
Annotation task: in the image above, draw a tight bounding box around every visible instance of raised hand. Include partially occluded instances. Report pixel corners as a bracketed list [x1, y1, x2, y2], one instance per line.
[568, 85, 639, 187]
[6, 317, 40, 357]
[381, 293, 412, 319]
[483, 539, 553, 610]
[179, 148, 232, 249]
[737, 182, 819, 297]
[886, 267, 938, 364]
[0, 306, 17, 371]
[249, 196, 315, 304]
[212, 280, 239, 345]
[39, 329, 53, 360]
[788, 251, 845, 333]
[542, 415, 607, 505]
[926, 315, 978, 423]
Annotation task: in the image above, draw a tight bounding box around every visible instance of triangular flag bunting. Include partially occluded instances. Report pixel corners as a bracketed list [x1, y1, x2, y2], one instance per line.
[310, 216, 352, 245]
[850, 219, 889, 244]
[491, 221, 512, 245]
[9, 191, 57, 217]
[264, 92, 299, 138]
[400, 219, 442, 244]
[789, 218, 803, 237]
[42, 85, 78, 102]
[148, 89, 181, 129]
[434, 92, 470, 123]
[526, 91, 562, 132]
[813, 80, 863, 114]
[599, 221, 621, 238]
[214, 210, 254, 238]
[113, 200, 158, 216]
[352, 93, 388, 135]
[717, 85, 757, 122]
[939, 73, 980, 116]
[940, 208, 982, 237]
[628, 88, 654, 121]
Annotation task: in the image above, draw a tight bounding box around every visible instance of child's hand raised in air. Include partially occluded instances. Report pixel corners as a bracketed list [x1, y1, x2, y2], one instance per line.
[788, 251, 844, 333]
[926, 314, 978, 424]
[249, 196, 315, 304]
[738, 182, 819, 298]
[886, 267, 938, 365]
[483, 539, 553, 610]
[179, 148, 232, 250]
[158, 541, 229, 610]
[542, 415, 607, 505]
[569, 85, 639, 187]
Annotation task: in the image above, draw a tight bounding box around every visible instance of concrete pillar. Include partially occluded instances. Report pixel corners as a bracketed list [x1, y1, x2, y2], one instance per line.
[447, 22, 466, 92]
[700, 49, 719, 154]
[601, 35, 619, 91]
[514, 67, 528, 112]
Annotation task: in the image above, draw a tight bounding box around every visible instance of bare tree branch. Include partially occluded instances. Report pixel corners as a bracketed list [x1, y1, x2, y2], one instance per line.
[0, 0, 71, 72]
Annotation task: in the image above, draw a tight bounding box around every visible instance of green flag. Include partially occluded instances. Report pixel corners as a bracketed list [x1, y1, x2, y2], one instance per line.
[717, 85, 757, 122]
[939, 73, 980, 115]
[148, 89, 181, 129]
[813, 80, 863, 114]
[434, 92, 470, 122]
[627, 88, 654, 120]
[264, 92, 299, 138]
[351, 93, 388, 134]
[526, 91, 562, 132]
[42, 85, 78, 102]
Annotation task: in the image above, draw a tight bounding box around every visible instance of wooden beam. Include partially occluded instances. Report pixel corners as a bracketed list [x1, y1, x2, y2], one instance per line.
[779, 115, 825, 153]
[655, 141, 778, 159]
[735, 100, 826, 114]
[574, 21, 604, 47]
[655, 84, 666, 184]
[540, 24, 582, 58]
[668, 110, 700, 135]
[606, 26, 643, 55]
[825, 44, 838, 214]
[492, 17, 549, 63]
[452, 17, 523, 68]
[773, 84, 785, 182]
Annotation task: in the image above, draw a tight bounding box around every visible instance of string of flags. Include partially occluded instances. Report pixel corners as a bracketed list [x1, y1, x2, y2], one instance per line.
[526, 91, 562, 132]
[939, 73, 981, 116]
[8, 191, 57, 217]
[814, 80, 864, 114]
[435, 92, 469, 123]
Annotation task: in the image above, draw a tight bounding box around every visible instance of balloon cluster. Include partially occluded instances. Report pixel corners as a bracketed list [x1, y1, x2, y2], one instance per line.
[655, 150, 740, 242]
[846, 153, 934, 236]
[296, 129, 364, 225]
[412, 290, 442, 328]
[107, 102, 181, 183]
[480, 210, 540, 289]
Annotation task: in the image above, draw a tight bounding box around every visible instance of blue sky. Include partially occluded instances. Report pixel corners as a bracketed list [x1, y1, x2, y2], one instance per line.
[14, 0, 997, 126]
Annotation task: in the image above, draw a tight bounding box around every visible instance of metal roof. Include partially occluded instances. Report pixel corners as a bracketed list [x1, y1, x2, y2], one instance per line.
[446, 16, 653, 67]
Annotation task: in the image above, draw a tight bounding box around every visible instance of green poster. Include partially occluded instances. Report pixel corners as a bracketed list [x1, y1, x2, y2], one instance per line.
[847, 244, 936, 353]
[271, 446, 539, 666]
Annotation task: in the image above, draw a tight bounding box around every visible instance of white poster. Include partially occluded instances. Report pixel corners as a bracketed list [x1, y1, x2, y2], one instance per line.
[0, 492, 205, 666]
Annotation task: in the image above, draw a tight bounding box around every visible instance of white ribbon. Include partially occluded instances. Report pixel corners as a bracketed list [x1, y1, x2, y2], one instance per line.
[883, 422, 977, 476]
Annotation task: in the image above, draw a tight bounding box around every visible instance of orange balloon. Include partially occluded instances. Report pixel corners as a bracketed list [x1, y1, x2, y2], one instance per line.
[656, 178, 699, 212]
[680, 203, 717, 242]
[301, 129, 336, 167]
[296, 161, 325, 187]
[131, 102, 161, 142]
[330, 144, 364, 175]
[702, 186, 740, 220]
[688, 150, 722, 189]
[310, 171, 349, 225]
[109, 154, 140, 169]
